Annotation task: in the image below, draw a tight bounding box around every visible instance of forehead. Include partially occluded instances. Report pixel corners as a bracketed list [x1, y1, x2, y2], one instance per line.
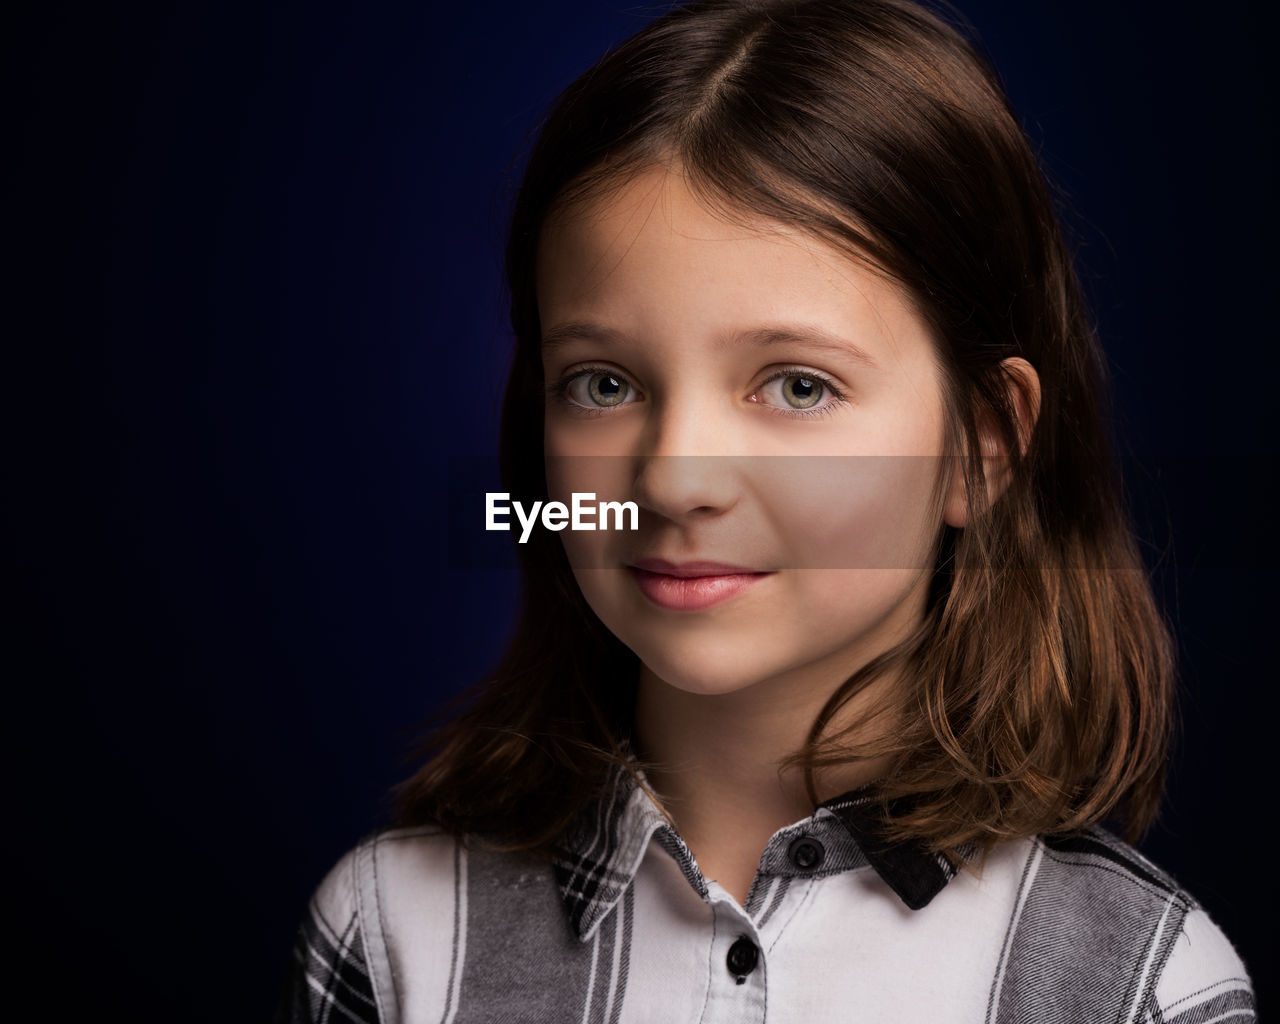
[535, 163, 933, 362]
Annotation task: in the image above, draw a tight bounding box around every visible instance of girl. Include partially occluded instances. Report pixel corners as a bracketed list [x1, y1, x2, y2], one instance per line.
[279, 1, 1255, 1020]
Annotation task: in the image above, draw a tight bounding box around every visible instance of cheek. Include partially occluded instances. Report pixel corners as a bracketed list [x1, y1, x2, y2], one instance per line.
[545, 452, 634, 571]
[752, 455, 944, 570]
[790, 567, 921, 616]
[544, 410, 641, 459]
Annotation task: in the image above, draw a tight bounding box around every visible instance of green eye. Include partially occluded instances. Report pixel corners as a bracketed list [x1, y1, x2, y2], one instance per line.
[551, 366, 639, 412]
[753, 368, 846, 418]
[782, 374, 823, 409]
[587, 372, 630, 406]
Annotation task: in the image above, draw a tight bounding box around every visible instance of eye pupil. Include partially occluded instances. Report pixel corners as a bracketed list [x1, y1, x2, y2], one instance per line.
[589, 373, 629, 406]
[784, 375, 822, 408]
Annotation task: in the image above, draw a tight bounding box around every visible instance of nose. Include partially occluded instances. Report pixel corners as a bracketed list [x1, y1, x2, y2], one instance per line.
[631, 399, 741, 521]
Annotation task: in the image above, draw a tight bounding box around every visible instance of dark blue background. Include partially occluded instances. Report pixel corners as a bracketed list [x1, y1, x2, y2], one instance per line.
[8, 0, 1275, 1016]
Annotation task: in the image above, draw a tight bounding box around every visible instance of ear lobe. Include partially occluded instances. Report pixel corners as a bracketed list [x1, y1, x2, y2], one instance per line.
[942, 357, 1041, 529]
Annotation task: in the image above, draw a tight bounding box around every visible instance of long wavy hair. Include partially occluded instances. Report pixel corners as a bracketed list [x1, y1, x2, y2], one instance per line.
[396, 0, 1174, 859]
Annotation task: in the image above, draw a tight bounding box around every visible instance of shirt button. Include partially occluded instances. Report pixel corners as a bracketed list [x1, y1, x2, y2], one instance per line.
[726, 936, 759, 983]
[788, 835, 826, 871]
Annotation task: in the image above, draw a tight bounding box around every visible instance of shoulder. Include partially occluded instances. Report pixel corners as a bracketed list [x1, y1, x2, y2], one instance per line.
[282, 827, 566, 1024]
[985, 827, 1255, 1022]
[308, 825, 459, 937]
[1035, 825, 1190, 905]
[279, 826, 460, 1024]
[1153, 903, 1255, 1023]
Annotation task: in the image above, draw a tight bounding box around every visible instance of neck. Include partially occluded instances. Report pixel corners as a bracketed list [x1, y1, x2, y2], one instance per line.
[633, 656, 900, 904]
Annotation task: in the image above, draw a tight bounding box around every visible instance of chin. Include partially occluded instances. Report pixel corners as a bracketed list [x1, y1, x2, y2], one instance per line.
[628, 638, 773, 697]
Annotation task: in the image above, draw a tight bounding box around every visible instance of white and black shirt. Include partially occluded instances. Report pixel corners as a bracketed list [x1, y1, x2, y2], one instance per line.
[278, 770, 1256, 1023]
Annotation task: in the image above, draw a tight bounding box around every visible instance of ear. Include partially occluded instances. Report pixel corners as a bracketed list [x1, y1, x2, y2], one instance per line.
[943, 357, 1041, 528]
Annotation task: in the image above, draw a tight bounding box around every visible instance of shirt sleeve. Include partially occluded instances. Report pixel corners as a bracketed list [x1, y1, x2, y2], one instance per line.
[274, 848, 383, 1024]
[1147, 905, 1256, 1023]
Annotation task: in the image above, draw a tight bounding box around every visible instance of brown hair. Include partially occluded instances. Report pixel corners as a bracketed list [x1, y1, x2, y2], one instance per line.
[396, 0, 1174, 858]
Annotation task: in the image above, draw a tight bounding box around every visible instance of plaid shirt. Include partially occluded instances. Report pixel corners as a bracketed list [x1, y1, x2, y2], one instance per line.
[277, 770, 1255, 1023]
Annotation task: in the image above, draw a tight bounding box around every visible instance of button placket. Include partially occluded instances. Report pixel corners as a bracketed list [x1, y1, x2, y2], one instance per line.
[703, 897, 768, 1023]
[726, 935, 759, 984]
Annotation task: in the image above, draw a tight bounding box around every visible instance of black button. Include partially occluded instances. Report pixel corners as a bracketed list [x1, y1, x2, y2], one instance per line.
[726, 936, 759, 983]
[788, 835, 825, 871]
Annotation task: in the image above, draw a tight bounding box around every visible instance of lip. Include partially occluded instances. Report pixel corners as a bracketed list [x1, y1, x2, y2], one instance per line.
[630, 557, 764, 577]
[627, 558, 772, 611]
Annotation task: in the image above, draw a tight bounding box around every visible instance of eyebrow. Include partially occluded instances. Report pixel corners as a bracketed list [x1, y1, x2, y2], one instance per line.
[735, 326, 879, 368]
[540, 320, 879, 368]
[540, 320, 628, 351]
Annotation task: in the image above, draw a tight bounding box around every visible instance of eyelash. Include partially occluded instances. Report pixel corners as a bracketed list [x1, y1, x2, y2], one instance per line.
[546, 365, 850, 419]
[545, 365, 633, 419]
[756, 366, 849, 419]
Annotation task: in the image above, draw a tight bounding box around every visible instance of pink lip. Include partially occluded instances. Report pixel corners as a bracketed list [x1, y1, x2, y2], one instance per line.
[627, 558, 772, 611]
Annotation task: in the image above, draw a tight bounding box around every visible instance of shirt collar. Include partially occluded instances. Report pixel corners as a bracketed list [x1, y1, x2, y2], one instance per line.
[553, 766, 962, 942]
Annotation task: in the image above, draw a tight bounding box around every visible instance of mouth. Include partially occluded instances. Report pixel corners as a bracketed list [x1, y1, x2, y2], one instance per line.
[626, 558, 773, 611]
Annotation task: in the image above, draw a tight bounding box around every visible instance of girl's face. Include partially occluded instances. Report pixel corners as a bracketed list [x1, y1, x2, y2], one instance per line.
[537, 164, 953, 697]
